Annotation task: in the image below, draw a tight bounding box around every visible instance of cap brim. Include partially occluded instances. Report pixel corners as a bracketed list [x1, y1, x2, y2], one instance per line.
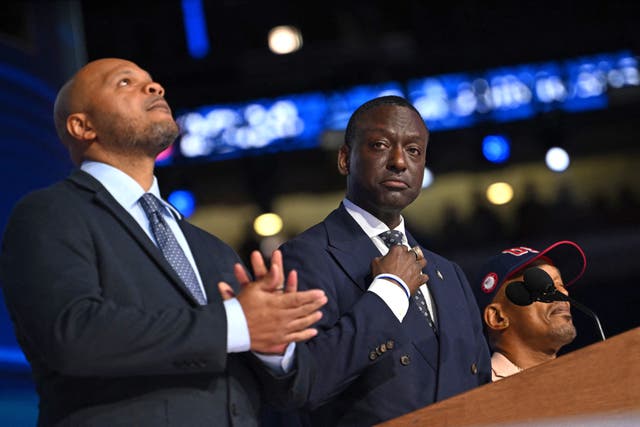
[522, 240, 587, 287]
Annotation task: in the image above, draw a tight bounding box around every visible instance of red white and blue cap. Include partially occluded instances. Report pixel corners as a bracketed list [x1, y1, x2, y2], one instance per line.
[474, 240, 587, 313]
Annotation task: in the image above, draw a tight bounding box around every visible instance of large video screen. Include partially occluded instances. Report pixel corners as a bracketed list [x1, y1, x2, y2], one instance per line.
[157, 50, 638, 166]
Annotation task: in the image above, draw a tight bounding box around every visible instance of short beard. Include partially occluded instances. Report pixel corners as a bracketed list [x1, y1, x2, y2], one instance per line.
[549, 322, 577, 348]
[138, 120, 180, 156]
[97, 112, 180, 158]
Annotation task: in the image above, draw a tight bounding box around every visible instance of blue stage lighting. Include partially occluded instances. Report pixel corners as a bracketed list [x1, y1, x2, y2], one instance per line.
[182, 0, 209, 59]
[168, 190, 196, 218]
[0, 346, 28, 366]
[482, 135, 510, 163]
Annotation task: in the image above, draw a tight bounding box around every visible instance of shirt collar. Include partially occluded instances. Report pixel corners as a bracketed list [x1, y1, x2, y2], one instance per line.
[491, 351, 523, 379]
[81, 160, 182, 220]
[342, 197, 406, 238]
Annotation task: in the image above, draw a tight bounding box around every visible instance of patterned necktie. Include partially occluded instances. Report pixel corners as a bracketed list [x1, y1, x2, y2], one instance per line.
[378, 230, 437, 335]
[139, 193, 207, 305]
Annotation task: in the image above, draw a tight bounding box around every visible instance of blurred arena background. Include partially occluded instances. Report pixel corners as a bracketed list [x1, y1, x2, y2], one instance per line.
[1, 1, 638, 424]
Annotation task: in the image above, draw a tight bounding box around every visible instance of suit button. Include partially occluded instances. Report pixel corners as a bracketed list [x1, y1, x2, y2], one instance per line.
[369, 351, 378, 361]
[379, 343, 387, 353]
[470, 362, 478, 375]
[386, 340, 395, 350]
[400, 355, 411, 366]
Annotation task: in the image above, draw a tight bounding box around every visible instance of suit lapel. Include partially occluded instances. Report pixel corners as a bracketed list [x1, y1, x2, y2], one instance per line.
[325, 205, 382, 291]
[68, 170, 202, 305]
[405, 231, 441, 369]
[325, 207, 441, 370]
[178, 221, 224, 306]
[406, 231, 444, 326]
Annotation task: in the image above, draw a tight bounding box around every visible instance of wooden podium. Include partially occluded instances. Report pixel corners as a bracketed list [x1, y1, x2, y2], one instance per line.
[377, 327, 640, 426]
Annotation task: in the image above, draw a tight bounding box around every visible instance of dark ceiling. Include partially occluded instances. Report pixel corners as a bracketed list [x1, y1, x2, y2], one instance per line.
[78, 1, 640, 207]
[80, 1, 640, 111]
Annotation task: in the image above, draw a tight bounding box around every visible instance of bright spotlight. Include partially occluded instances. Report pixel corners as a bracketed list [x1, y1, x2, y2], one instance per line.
[545, 147, 570, 172]
[486, 182, 514, 205]
[268, 26, 303, 55]
[482, 135, 510, 163]
[421, 167, 434, 189]
[168, 190, 196, 218]
[253, 213, 284, 237]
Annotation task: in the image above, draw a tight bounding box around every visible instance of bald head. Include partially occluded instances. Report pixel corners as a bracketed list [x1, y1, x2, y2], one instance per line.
[52, 58, 177, 166]
[53, 79, 75, 145]
[54, 58, 138, 142]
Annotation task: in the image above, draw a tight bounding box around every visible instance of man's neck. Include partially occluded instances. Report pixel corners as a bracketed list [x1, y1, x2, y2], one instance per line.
[345, 197, 402, 229]
[495, 340, 558, 370]
[84, 153, 156, 191]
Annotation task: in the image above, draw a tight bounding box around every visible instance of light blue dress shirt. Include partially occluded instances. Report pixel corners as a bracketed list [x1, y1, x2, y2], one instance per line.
[81, 161, 293, 372]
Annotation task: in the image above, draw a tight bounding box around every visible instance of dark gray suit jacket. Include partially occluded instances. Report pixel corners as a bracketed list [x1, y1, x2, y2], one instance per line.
[0, 170, 312, 426]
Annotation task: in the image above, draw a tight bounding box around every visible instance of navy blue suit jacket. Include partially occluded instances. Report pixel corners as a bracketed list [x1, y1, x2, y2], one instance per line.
[0, 170, 312, 427]
[279, 204, 491, 426]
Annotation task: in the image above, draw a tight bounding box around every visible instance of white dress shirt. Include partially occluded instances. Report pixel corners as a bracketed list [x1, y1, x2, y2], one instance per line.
[343, 198, 437, 325]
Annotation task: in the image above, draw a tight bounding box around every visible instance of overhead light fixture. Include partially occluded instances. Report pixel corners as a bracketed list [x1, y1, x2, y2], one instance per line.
[168, 190, 196, 218]
[421, 167, 434, 189]
[482, 134, 510, 163]
[486, 182, 514, 205]
[254, 212, 284, 236]
[545, 147, 570, 172]
[268, 25, 303, 55]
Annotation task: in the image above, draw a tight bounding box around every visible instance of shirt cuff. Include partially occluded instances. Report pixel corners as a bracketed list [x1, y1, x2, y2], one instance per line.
[253, 342, 297, 376]
[224, 298, 251, 353]
[368, 274, 410, 322]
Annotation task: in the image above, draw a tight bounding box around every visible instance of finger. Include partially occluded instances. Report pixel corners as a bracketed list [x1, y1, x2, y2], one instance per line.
[233, 263, 251, 286]
[278, 294, 328, 319]
[218, 281, 236, 300]
[270, 250, 283, 271]
[258, 263, 282, 291]
[410, 246, 424, 261]
[250, 250, 268, 279]
[388, 245, 404, 255]
[277, 289, 327, 309]
[284, 269, 298, 293]
[282, 327, 320, 344]
[280, 310, 324, 333]
[270, 250, 288, 291]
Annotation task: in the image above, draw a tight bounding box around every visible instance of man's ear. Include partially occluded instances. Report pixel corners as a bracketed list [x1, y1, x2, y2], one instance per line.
[484, 303, 509, 331]
[67, 113, 96, 141]
[337, 144, 350, 176]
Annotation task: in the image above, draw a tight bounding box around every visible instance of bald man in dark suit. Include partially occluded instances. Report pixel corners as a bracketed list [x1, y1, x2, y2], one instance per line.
[0, 58, 326, 427]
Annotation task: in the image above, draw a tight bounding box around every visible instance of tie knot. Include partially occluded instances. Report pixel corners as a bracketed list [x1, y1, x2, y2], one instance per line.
[379, 230, 404, 248]
[139, 193, 162, 217]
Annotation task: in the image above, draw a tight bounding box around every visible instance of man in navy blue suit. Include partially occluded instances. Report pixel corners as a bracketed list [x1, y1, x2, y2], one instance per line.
[0, 58, 327, 426]
[278, 96, 491, 426]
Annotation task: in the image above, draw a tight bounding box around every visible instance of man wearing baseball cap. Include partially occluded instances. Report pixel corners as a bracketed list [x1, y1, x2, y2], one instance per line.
[474, 241, 587, 381]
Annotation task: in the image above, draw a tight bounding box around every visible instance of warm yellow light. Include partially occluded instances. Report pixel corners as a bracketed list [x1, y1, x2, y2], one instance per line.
[486, 182, 514, 205]
[253, 213, 283, 236]
[268, 25, 303, 54]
